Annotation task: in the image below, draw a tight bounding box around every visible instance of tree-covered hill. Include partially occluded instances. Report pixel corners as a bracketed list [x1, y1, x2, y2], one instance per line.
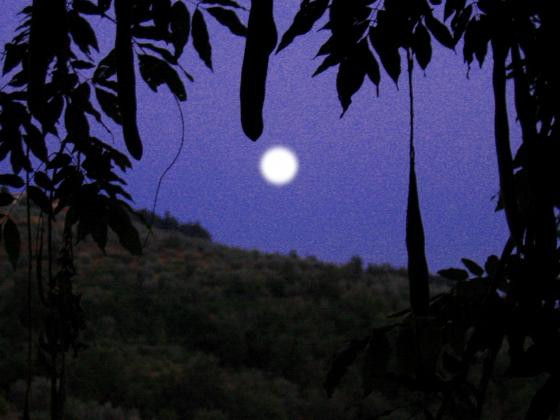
[0, 202, 547, 419]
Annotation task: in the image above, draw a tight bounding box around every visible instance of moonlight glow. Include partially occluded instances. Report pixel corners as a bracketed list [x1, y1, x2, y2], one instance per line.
[259, 146, 299, 186]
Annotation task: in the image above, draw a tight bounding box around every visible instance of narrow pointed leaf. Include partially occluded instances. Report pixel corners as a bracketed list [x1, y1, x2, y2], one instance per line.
[96, 88, 122, 124]
[425, 14, 455, 49]
[170, 1, 190, 58]
[277, 0, 328, 53]
[325, 338, 368, 398]
[207, 7, 246, 36]
[192, 9, 213, 70]
[202, 0, 243, 9]
[461, 258, 484, 276]
[412, 23, 432, 70]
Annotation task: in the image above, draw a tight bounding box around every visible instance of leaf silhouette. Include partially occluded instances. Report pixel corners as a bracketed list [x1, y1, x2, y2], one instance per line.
[95, 88, 122, 124]
[74, 0, 100, 15]
[240, 0, 277, 140]
[425, 14, 455, 49]
[336, 44, 367, 116]
[207, 7, 246, 36]
[369, 27, 401, 84]
[24, 123, 48, 162]
[0, 174, 24, 188]
[27, 186, 52, 215]
[202, 0, 243, 9]
[362, 332, 390, 396]
[412, 23, 432, 70]
[525, 375, 560, 420]
[325, 338, 369, 398]
[152, 0, 171, 35]
[3, 218, 20, 269]
[277, 0, 328, 53]
[461, 258, 484, 276]
[312, 53, 340, 77]
[0, 192, 15, 206]
[192, 9, 213, 70]
[170, 1, 190, 58]
[68, 10, 99, 54]
[115, 0, 143, 159]
[107, 202, 142, 255]
[438, 267, 468, 281]
[138, 54, 187, 101]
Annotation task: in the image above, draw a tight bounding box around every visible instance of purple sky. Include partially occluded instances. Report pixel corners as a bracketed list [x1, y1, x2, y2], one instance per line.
[1, 2, 514, 272]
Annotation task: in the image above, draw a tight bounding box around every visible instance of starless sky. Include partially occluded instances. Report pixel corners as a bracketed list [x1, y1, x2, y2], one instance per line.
[0, 1, 516, 272]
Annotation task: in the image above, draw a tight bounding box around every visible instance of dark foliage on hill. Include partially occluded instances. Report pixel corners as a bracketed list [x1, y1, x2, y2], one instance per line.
[0, 204, 550, 419]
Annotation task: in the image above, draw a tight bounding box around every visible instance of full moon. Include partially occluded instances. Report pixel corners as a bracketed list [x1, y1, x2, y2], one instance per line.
[259, 146, 299, 186]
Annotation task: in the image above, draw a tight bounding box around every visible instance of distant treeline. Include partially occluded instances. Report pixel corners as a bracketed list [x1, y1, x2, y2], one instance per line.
[137, 209, 212, 241]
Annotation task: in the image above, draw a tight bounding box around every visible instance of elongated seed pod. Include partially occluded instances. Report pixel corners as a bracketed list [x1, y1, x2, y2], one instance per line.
[240, 0, 277, 141]
[115, 0, 143, 160]
[491, 37, 521, 244]
[405, 51, 430, 317]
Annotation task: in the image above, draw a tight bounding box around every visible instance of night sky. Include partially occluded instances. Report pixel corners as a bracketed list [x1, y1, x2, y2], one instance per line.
[0, 2, 515, 272]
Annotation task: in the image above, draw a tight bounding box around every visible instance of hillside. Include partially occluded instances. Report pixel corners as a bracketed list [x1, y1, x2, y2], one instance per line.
[0, 203, 542, 419]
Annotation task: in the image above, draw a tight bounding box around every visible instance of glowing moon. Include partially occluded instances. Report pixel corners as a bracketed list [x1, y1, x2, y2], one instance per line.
[259, 146, 299, 186]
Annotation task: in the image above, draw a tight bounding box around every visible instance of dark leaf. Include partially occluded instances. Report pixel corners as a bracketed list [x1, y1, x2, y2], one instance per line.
[65, 102, 90, 139]
[107, 202, 142, 255]
[137, 42, 178, 64]
[362, 332, 390, 396]
[98, 0, 111, 12]
[312, 53, 340, 77]
[364, 47, 380, 88]
[71, 59, 96, 69]
[2, 42, 27, 75]
[138, 54, 187, 101]
[93, 49, 117, 82]
[239, 0, 277, 141]
[463, 17, 489, 67]
[74, 0, 100, 15]
[524, 374, 560, 419]
[170, 1, 190, 57]
[202, 0, 244, 9]
[484, 255, 499, 277]
[369, 27, 401, 84]
[3, 218, 20, 269]
[277, 0, 329, 53]
[34, 171, 54, 190]
[0, 174, 24, 188]
[27, 186, 52, 215]
[152, 0, 171, 34]
[438, 267, 469, 281]
[132, 24, 168, 41]
[0, 192, 15, 206]
[192, 9, 213, 70]
[413, 23, 432, 70]
[336, 46, 366, 116]
[68, 10, 99, 54]
[425, 14, 455, 49]
[47, 153, 72, 169]
[95, 88, 122, 124]
[451, 4, 472, 40]
[444, 0, 466, 21]
[325, 338, 368, 398]
[206, 7, 246, 36]
[461, 258, 484, 276]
